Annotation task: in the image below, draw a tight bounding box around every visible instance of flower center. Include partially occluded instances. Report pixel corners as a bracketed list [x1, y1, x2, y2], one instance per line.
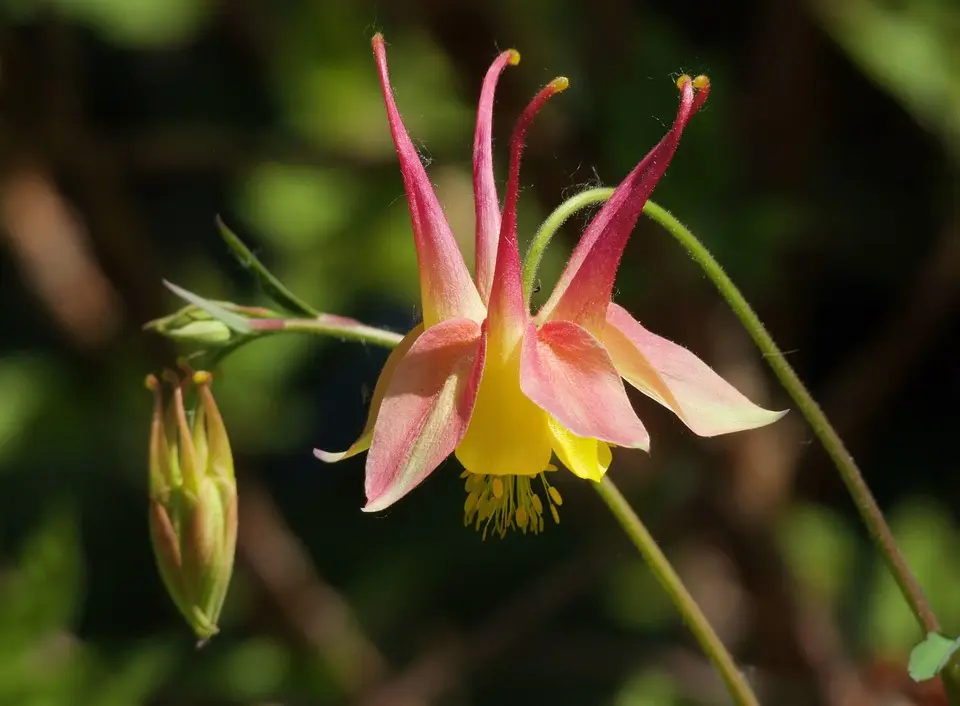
[462, 467, 564, 539]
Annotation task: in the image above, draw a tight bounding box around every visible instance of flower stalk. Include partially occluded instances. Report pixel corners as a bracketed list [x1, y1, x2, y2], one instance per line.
[210, 305, 762, 702]
[529, 186, 939, 636]
[595, 475, 759, 706]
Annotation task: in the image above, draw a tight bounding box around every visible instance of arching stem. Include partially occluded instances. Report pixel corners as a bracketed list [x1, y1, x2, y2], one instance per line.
[524, 187, 939, 636]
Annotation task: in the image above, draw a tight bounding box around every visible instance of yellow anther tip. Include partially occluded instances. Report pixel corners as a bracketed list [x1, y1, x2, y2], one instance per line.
[550, 76, 570, 92]
[692, 74, 710, 90]
[192, 370, 212, 386]
[145, 374, 159, 391]
[506, 49, 521, 66]
[676, 74, 692, 89]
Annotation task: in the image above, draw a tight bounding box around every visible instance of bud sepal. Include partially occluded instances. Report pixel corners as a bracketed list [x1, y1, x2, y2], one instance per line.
[147, 370, 237, 643]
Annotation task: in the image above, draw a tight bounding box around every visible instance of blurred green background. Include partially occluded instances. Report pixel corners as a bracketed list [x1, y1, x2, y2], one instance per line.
[0, 1, 958, 704]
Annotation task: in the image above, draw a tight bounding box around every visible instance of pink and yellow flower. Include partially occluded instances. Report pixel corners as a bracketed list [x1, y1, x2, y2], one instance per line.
[317, 35, 785, 537]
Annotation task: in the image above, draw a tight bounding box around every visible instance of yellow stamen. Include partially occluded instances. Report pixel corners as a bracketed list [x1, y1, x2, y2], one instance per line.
[531, 494, 543, 514]
[516, 506, 528, 529]
[462, 468, 563, 539]
[548, 486, 563, 507]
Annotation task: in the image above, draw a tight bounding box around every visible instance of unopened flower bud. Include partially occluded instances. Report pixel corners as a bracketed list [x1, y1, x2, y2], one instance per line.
[146, 370, 237, 642]
[165, 319, 232, 345]
[144, 303, 271, 347]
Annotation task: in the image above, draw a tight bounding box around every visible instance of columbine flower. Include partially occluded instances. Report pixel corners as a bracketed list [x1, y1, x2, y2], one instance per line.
[147, 369, 237, 641]
[317, 35, 784, 537]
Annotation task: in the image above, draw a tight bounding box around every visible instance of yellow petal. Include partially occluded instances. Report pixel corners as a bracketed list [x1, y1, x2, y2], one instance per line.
[548, 417, 612, 481]
[456, 342, 552, 477]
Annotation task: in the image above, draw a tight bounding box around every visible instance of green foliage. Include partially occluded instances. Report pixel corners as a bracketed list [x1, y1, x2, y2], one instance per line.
[48, 0, 213, 47]
[909, 632, 960, 682]
[813, 0, 960, 157]
[1, 0, 957, 703]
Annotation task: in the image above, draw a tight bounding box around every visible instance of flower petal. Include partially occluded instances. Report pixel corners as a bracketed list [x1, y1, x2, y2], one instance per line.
[537, 77, 706, 333]
[520, 320, 649, 449]
[364, 318, 485, 512]
[487, 78, 568, 347]
[548, 417, 612, 481]
[314, 324, 423, 463]
[474, 49, 520, 305]
[604, 303, 786, 436]
[373, 35, 484, 327]
[455, 327, 553, 477]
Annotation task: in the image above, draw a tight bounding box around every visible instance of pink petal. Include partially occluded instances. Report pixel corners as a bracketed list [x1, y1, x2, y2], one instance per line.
[604, 303, 786, 436]
[364, 318, 486, 512]
[372, 35, 484, 327]
[473, 49, 520, 305]
[314, 324, 423, 463]
[487, 78, 568, 345]
[537, 78, 706, 334]
[520, 320, 649, 449]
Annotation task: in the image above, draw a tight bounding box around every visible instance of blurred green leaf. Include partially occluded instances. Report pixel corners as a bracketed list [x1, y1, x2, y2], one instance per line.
[778, 503, 856, 604]
[0, 357, 51, 468]
[602, 558, 676, 631]
[48, 0, 212, 47]
[202, 638, 291, 700]
[614, 669, 681, 706]
[867, 498, 960, 652]
[276, 35, 469, 158]
[0, 509, 83, 643]
[237, 165, 356, 253]
[909, 632, 960, 682]
[813, 0, 960, 156]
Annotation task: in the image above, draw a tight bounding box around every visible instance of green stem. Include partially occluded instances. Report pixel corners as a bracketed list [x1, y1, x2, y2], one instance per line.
[640, 200, 939, 634]
[248, 316, 404, 348]
[526, 186, 938, 635]
[595, 476, 760, 706]
[243, 315, 759, 704]
[522, 188, 614, 305]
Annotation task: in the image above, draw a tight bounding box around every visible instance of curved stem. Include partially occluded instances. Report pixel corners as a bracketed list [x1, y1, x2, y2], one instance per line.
[594, 476, 760, 706]
[642, 200, 939, 634]
[522, 188, 614, 306]
[524, 186, 937, 633]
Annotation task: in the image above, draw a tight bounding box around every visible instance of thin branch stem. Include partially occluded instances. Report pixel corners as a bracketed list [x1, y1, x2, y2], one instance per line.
[641, 199, 939, 634]
[248, 315, 404, 348]
[594, 476, 760, 706]
[522, 187, 612, 305]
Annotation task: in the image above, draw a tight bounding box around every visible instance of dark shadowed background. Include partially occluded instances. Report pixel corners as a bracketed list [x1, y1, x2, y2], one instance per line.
[0, 1, 958, 704]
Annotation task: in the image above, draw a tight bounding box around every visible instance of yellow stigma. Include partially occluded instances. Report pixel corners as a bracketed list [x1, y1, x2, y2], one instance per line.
[461, 469, 564, 539]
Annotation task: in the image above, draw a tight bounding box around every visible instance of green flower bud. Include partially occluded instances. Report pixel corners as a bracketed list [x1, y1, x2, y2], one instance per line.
[165, 319, 232, 345]
[146, 370, 237, 643]
[144, 303, 273, 347]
